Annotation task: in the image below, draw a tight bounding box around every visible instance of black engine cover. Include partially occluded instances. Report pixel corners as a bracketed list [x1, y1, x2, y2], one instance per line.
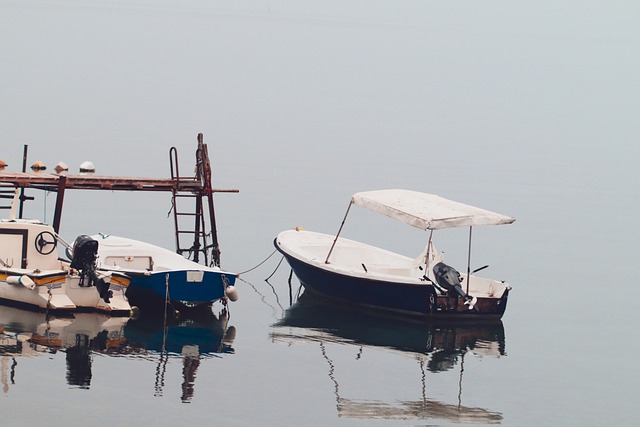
[433, 262, 462, 292]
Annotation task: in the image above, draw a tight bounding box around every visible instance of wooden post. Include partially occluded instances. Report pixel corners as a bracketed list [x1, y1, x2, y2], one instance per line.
[18, 145, 28, 219]
[466, 226, 472, 294]
[53, 175, 67, 233]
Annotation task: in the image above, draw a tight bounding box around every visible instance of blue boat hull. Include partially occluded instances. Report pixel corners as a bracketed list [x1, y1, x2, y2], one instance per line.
[276, 242, 508, 320]
[125, 270, 236, 310]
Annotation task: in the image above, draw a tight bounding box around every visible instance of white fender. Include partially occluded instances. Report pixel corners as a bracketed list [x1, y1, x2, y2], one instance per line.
[224, 285, 238, 302]
[6, 275, 36, 290]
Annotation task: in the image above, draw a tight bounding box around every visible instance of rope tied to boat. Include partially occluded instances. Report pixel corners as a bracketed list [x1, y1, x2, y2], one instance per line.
[236, 249, 279, 276]
[45, 285, 53, 316]
[162, 273, 173, 330]
[220, 274, 230, 307]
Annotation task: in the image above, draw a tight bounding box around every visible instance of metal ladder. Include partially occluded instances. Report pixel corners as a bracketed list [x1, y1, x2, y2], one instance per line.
[0, 187, 16, 212]
[169, 133, 221, 267]
[0, 146, 33, 217]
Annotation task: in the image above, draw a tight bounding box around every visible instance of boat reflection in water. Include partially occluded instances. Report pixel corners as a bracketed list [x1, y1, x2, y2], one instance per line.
[0, 304, 235, 401]
[0, 305, 129, 389]
[125, 307, 236, 402]
[271, 292, 505, 424]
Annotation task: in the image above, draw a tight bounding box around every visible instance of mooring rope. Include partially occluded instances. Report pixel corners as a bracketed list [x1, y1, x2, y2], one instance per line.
[233, 249, 292, 316]
[264, 255, 285, 281]
[162, 274, 172, 349]
[236, 249, 279, 275]
[45, 286, 53, 316]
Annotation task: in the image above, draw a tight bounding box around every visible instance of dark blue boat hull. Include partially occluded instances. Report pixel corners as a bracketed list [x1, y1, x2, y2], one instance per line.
[276, 242, 508, 320]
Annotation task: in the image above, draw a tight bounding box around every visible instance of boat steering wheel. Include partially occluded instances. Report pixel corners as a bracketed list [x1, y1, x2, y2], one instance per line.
[35, 231, 57, 255]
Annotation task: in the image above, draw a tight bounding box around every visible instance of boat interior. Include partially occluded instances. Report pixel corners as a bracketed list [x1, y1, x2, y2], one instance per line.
[281, 230, 509, 299]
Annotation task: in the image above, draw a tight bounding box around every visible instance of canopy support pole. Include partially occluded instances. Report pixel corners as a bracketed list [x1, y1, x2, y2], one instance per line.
[466, 226, 473, 294]
[325, 201, 353, 264]
[425, 229, 434, 271]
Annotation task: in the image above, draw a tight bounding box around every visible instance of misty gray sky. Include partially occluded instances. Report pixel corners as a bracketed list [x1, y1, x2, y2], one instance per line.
[1, 1, 638, 258]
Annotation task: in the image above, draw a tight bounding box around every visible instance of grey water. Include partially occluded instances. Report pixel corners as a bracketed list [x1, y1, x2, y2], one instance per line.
[1, 1, 638, 425]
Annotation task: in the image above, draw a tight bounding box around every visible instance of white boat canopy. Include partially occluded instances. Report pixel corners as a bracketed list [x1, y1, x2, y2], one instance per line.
[351, 189, 515, 230]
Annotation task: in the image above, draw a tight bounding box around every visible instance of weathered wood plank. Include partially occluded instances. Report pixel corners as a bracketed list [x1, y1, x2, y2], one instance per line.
[0, 171, 238, 193]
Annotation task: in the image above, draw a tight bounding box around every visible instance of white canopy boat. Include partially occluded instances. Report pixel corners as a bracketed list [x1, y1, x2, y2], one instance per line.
[275, 189, 515, 320]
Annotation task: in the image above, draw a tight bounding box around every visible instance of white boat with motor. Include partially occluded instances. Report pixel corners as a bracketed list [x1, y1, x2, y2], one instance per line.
[275, 189, 515, 320]
[0, 192, 132, 315]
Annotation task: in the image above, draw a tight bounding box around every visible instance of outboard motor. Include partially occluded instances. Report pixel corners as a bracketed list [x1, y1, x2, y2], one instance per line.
[69, 235, 112, 303]
[433, 262, 477, 310]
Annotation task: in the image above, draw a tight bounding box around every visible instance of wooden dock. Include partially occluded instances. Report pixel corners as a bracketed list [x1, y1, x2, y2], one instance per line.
[0, 134, 238, 267]
[0, 171, 238, 193]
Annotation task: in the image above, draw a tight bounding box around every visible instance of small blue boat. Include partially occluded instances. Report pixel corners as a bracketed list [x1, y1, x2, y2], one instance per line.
[94, 234, 238, 312]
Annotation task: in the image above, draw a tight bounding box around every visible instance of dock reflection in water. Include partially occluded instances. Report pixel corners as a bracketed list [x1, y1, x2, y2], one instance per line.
[0, 304, 235, 401]
[125, 307, 236, 402]
[271, 292, 505, 424]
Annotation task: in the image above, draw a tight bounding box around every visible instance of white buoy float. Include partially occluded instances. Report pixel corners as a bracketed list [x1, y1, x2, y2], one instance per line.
[6, 275, 36, 290]
[224, 285, 238, 302]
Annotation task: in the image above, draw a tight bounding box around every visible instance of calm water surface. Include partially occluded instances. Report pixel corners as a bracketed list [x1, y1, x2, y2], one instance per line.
[1, 1, 638, 426]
